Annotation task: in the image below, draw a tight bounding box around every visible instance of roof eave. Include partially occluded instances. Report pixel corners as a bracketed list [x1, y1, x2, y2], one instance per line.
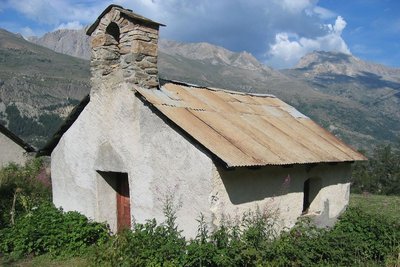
[226, 158, 367, 168]
[0, 124, 35, 152]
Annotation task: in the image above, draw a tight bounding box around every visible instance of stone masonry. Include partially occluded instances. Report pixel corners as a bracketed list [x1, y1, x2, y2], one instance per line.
[89, 6, 160, 91]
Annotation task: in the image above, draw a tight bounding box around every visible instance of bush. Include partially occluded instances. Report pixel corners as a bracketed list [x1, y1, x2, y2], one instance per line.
[0, 158, 51, 229]
[93, 194, 187, 266]
[94, 205, 279, 267]
[352, 143, 400, 195]
[2, 197, 397, 266]
[329, 207, 399, 265]
[264, 207, 400, 266]
[2, 160, 397, 265]
[91, 203, 399, 266]
[185, 210, 275, 267]
[0, 202, 109, 258]
[93, 220, 186, 266]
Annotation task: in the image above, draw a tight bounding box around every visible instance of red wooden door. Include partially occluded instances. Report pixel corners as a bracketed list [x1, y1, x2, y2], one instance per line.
[116, 173, 131, 232]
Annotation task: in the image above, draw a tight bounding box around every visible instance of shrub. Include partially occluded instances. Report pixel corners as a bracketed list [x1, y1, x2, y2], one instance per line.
[0, 158, 51, 229]
[0, 202, 109, 259]
[93, 192, 186, 266]
[328, 207, 400, 265]
[93, 220, 187, 266]
[92, 203, 400, 266]
[94, 204, 279, 267]
[2, 159, 397, 267]
[264, 207, 400, 266]
[352, 143, 400, 195]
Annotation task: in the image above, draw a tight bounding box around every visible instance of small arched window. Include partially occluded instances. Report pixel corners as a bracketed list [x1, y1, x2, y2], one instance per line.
[106, 22, 120, 42]
[302, 177, 322, 213]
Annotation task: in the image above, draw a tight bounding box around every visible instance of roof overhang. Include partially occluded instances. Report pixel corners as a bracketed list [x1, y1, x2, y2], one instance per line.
[0, 124, 35, 152]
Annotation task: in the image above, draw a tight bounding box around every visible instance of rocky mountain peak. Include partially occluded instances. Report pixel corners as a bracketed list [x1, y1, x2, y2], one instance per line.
[1, 27, 399, 151]
[296, 51, 353, 67]
[159, 39, 263, 70]
[159, 39, 233, 62]
[294, 50, 400, 79]
[27, 28, 266, 71]
[0, 28, 34, 50]
[27, 28, 91, 60]
[295, 51, 360, 76]
[230, 51, 265, 70]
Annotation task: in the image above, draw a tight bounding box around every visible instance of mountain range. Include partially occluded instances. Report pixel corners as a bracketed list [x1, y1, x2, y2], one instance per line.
[1, 28, 399, 151]
[0, 28, 89, 146]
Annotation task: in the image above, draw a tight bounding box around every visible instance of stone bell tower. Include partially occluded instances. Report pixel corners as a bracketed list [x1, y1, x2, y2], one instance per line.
[86, 5, 164, 92]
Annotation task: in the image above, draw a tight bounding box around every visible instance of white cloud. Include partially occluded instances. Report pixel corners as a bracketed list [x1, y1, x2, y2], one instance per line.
[54, 21, 84, 31]
[333, 16, 346, 34]
[267, 16, 350, 68]
[4, 0, 351, 68]
[275, 0, 314, 13]
[20, 26, 36, 37]
[6, 0, 104, 25]
[312, 6, 336, 19]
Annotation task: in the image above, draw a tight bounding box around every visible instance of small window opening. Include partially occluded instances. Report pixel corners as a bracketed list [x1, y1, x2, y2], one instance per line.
[302, 177, 322, 214]
[106, 22, 120, 42]
[303, 179, 311, 213]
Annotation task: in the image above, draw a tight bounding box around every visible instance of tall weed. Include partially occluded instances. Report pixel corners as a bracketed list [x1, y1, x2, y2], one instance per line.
[0, 158, 50, 229]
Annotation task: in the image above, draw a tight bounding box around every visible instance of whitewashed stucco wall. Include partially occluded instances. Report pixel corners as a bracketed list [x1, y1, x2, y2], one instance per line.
[211, 163, 351, 231]
[51, 83, 214, 237]
[307, 163, 351, 227]
[0, 131, 28, 167]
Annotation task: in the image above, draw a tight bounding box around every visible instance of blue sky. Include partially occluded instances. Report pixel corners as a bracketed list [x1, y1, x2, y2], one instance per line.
[0, 0, 399, 69]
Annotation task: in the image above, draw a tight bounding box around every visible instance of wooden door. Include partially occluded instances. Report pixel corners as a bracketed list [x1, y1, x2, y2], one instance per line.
[116, 173, 131, 232]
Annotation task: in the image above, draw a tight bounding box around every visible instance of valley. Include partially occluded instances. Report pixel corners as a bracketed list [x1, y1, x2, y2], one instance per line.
[1, 28, 399, 151]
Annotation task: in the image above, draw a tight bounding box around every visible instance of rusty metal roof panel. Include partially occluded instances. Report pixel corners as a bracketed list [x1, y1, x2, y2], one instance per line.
[154, 106, 251, 166]
[136, 83, 366, 167]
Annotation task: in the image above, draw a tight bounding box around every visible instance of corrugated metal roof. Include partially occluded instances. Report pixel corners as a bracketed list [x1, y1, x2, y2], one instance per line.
[136, 82, 366, 167]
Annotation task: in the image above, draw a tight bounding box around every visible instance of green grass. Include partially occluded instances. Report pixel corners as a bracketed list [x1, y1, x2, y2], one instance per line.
[349, 193, 400, 222]
[0, 254, 90, 267]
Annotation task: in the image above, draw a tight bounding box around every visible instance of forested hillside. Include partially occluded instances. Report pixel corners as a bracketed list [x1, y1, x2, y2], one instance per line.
[1, 27, 399, 152]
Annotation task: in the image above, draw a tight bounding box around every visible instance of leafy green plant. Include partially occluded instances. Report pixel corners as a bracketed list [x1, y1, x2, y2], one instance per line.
[0, 202, 109, 259]
[0, 158, 50, 229]
[330, 207, 399, 264]
[2, 161, 397, 267]
[92, 202, 398, 266]
[185, 214, 217, 266]
[264, 207, 400, 266]
[93, 193, 187, 266]
[352, 143, 400, 195]
[94, 220, 187, 266]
